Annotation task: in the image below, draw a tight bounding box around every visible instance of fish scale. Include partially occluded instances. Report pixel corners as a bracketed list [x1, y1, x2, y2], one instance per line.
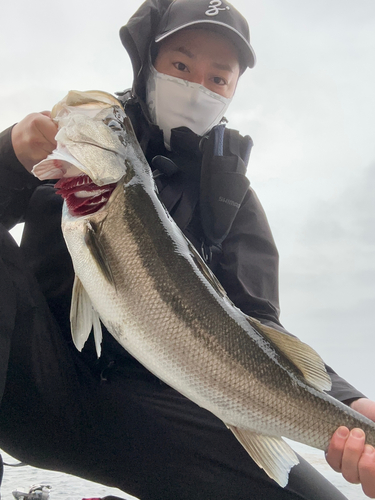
[32, 90, 375, 489]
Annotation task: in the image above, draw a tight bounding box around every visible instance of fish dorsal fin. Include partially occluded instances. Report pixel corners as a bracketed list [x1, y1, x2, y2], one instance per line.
[247, 317, 332, 392]
[70, 275, 103, 357]
[227, 425, 299, 487]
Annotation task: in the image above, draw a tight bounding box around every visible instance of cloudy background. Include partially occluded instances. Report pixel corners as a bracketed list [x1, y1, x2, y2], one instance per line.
[1, 0, 375, 497]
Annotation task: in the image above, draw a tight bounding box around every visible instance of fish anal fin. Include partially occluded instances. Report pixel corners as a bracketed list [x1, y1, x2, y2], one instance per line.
[227, 425, 299, 487]
[247, 317, 332, 392]
[70, 275, 102, 357]
[84, 221, 115, 286]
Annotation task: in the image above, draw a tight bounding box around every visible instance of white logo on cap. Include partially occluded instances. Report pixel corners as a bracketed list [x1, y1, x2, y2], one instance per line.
[205, 0, 230, 16]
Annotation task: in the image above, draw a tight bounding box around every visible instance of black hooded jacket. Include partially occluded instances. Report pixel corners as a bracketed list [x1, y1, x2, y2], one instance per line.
[0, 0, 365, 404]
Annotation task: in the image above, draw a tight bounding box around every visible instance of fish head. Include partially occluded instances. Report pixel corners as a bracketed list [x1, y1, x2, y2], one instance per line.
[33, 90, 128, 185]
[32, 90, 133, 217]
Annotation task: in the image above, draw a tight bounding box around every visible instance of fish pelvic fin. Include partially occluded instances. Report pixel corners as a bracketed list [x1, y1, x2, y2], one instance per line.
[70, 275, 103, 357]
[246, 317, 332, 392]
[227, 425, 299, 487]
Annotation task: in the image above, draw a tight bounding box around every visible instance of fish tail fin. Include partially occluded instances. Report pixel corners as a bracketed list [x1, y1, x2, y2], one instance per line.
[70, 275, 102, 357]
[227, 424, 299, 487]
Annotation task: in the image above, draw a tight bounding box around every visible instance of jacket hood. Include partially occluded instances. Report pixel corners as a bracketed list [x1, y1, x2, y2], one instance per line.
[119, 0, 172, 102]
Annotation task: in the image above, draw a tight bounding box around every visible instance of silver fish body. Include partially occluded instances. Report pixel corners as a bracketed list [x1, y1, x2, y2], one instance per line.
[33, 91, 375, 487]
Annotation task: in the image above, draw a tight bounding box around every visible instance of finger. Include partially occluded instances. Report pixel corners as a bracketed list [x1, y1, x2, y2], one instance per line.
[35, 114, 58, 148]
[359, 445, 375, 498]
[326, 426, 349, 472]
[350, 398, 375, 422]
[341, 428, 366, 484]
[12, 113, 58, 172]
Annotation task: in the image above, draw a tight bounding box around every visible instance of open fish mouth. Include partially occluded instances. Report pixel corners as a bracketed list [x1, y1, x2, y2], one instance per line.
[55, 174, 117, 216]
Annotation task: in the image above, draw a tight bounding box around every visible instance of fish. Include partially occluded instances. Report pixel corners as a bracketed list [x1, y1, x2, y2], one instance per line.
[33, 90, 375, 488]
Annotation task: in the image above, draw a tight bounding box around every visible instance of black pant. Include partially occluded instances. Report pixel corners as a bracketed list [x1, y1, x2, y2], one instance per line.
[0, 453, 3, 499]
[0, 225, 348, 500]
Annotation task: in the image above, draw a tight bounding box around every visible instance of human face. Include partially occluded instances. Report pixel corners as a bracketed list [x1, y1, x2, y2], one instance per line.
[154, 29, 241, 99]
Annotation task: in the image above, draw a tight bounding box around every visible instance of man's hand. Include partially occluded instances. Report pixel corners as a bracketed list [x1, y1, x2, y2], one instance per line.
[326, 398, 375, 498]
[11, 112, 58, 172]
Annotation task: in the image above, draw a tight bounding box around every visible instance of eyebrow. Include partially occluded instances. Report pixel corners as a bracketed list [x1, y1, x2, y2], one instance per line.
[172, 46, 195, 59]
[170, 46, 234, 73]
[212, 62, 234, 73]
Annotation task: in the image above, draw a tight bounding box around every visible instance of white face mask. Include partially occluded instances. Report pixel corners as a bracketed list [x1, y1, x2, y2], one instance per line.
[146, 64, 232, 149]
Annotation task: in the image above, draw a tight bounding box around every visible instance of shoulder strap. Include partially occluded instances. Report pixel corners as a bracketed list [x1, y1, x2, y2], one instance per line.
[200, 125, 253, 246]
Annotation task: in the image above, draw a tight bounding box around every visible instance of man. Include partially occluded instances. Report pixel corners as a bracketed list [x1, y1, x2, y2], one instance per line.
[0, 0, 375, 498]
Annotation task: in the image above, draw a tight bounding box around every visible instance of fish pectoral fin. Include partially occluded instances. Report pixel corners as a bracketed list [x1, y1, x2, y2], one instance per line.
[227, 425, 299, 487]
[246, 317, 332, 392]
[84, 220, 115, 286]
[70, 275, 103, 357]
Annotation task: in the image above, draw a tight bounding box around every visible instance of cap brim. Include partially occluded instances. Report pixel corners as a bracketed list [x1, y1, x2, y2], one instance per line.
[155, 20, 256, 68]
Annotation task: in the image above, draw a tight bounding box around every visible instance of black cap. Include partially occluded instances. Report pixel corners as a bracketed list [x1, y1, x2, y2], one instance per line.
[155, 0, 256, 69]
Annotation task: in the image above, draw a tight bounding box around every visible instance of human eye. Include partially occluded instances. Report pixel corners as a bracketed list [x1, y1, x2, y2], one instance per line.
[212, 76, 227, 86]
[173, 62, 189, 73]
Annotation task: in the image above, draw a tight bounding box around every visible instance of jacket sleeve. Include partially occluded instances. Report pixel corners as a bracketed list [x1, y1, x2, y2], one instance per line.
[0, 126, 41, 230]
[215, 186, 367, 404]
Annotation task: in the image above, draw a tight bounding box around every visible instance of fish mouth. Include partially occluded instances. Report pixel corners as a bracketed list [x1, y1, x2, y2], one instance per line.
[55, 175, 117, 216]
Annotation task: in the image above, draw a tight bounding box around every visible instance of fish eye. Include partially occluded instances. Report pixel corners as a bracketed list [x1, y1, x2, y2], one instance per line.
[105, 119, 123, 131]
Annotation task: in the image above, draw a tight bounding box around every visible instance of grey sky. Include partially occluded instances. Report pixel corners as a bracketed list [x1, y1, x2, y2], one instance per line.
[1, 0, 375, 399]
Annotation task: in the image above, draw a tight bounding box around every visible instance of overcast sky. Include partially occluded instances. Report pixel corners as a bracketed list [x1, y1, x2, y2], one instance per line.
[1, 0, 375, 400]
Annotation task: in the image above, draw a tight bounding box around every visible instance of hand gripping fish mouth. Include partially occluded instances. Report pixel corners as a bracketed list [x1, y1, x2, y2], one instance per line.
[32, 90, 375, 490]
[33, 90, 129, 217]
